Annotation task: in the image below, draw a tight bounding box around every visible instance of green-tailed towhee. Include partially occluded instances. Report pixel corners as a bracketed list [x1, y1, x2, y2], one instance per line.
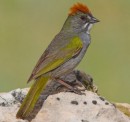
[16, 2, 99, 119]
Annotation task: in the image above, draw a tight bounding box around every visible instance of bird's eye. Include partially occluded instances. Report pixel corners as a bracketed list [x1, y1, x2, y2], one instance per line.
[80, 16, 86, 21]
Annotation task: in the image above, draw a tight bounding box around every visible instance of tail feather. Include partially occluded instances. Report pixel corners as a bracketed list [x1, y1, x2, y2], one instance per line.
[16, 76, 49, 119]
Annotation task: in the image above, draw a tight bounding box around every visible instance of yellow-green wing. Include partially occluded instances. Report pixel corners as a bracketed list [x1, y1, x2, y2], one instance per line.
[28, 36, 83, 81]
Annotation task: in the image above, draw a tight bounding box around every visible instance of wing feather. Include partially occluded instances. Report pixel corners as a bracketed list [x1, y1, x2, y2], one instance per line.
[28, 35, 83, 82]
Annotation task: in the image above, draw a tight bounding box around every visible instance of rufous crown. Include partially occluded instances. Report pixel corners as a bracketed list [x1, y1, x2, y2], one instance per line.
[69, 3, 91, 15]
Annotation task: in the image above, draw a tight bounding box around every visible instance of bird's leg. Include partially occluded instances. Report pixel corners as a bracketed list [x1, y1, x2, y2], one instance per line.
[55, 78, 85, 95]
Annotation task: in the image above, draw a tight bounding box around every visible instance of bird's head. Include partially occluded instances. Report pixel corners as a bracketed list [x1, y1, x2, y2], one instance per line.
[62, 3, 99, 33]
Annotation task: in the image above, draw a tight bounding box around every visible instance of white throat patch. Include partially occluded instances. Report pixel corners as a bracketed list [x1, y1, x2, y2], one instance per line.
[83, 23, 93, 34]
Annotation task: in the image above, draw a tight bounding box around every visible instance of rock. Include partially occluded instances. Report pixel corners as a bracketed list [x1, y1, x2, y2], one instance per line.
[34, 91, 130, 122]
[0, 89, 28, 122]
[115, 103, 130, 117]
[0, 89, 130, 122]
[0, 70, 129, 122]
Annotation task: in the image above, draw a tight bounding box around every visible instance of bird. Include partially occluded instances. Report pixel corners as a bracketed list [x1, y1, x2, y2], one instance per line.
[16, 2, 99, 119]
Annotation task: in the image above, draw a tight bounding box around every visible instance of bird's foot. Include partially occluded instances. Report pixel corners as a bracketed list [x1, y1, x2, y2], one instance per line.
[65, 87, 86, 95]
[55, 78, 86, 95]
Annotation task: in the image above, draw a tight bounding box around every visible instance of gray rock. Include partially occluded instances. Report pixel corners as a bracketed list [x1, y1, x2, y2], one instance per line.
[0, 89, 130, 122]
[34, 91, 130, 122]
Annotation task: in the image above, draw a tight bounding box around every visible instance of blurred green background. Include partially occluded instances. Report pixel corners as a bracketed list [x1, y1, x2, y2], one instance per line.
[0, 0, 130, 103]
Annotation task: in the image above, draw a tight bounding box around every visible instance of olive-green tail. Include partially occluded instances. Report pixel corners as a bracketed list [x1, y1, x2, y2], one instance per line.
[16, 76, 49, 119]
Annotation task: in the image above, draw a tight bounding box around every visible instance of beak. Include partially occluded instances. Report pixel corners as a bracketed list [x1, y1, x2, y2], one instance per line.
[90, 17, 100, 24]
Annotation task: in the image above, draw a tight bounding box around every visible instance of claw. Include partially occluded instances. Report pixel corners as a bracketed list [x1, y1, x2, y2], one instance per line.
[73, 87, 86, 95]
[65, 87, 85, 95]
[55, 78, 86, 95]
